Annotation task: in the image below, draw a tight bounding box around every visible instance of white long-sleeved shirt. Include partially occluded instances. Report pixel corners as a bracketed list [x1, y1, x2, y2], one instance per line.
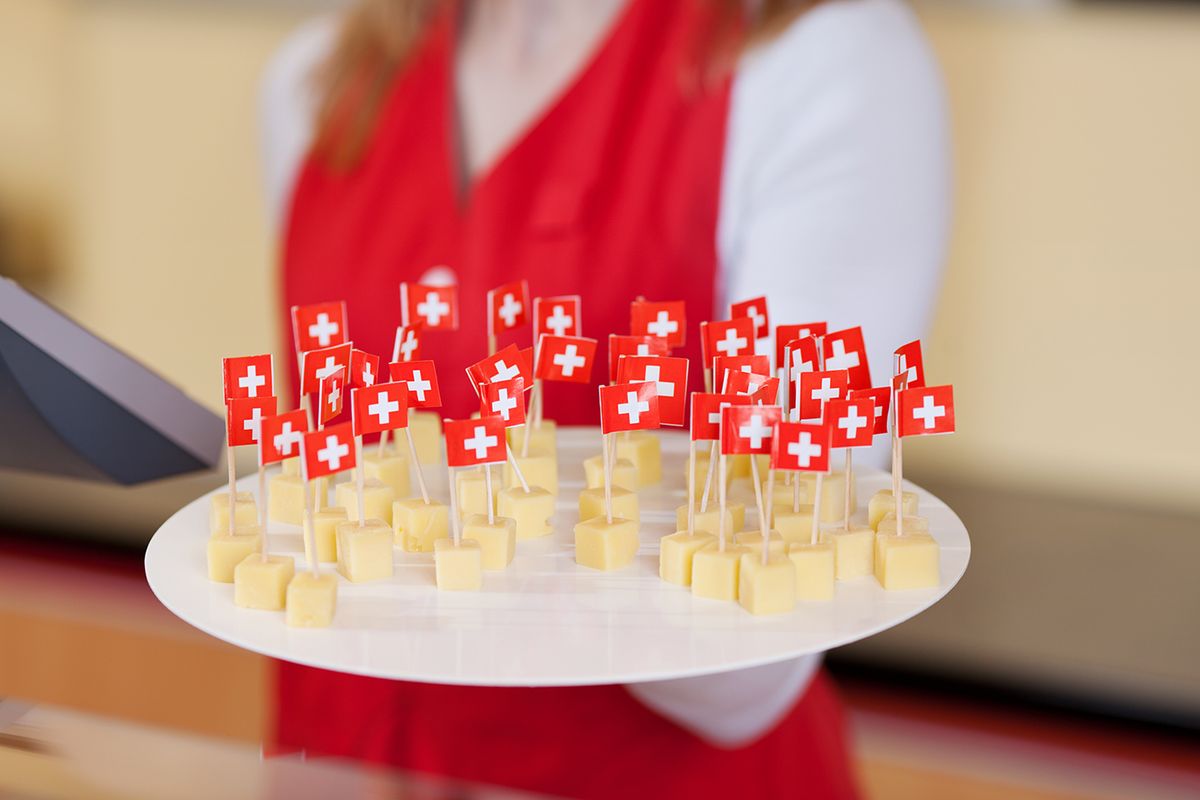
[260, 0, 949, 748]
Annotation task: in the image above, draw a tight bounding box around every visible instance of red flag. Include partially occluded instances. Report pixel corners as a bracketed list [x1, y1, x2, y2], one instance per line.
[898, 385, 955, 437]
[487, 279, 530, 335]
[388, 359, 442, 408]
[517, 347, 535, 391]
[352, 382, 409, 437]
[822, 326, 872, 390]
[616, 355, 689, 426]
[535, 335, 598, 383]
[775, 322, 827, 371]
[712, 354, 770, 391]
[222, 354, 274, 400]
[391, 325, 421, 362]
[466, 343, 534, 395]
[260, 408, 308, 465]
[291, 301, 348, 353]
[607, 334, 669, 381]
[300, 342, 352, 396]
[400, 282, 459, 330]
[630, 299, 686, 349]
[785, 336, 821, 382]
[727, 370, 780, 405]
[300, 422, 356, 480]
[720, 404, 782, 456]
[226, 395, 277, 448]
[444, 417, 508, 467]
[798, 369, 850, 421]
[599, 382, 660, 434]
[849, 387, 891, 436]
[349, 349, 380, 388]
[318, 366, 345, 425]
[479, 378, 526, 427]
[772, 421, 832, 473]
[894, 340, 926, 389]
[690, 393, 746, 441]
[533, 295, 582, 340]
[730, 296, 770, 340]
[700, 318, 755, 367]
[826, 397, 876, 449]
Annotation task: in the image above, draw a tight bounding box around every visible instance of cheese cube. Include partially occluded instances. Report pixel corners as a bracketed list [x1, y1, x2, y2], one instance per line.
[393, 497, 449, 552]
[364, 451, 410, 499]
[206, 529, 262, 582]
[734, 530, 787, 556]
[821, 525, 875, 580]
[268, 475, 327, 526]
[409, 410, 443, 464]
[738, 553, 797, 615]
[497, 486, 555, 539]
[578, 487, 639, 523]
[508, 420, 557, 455]
[798, 472, 850, 522]
[868, 489, 919, 529]
[574, 516, 640, 570]
[504, 452, 558, 495]
[282, 456, 301, 477]
[658, 531, 715, 586]
[434, 538, 483, 591]
[685, 449, 731, 493]
[209, 491, 257, 535]
[773, 505, 816, 544]
[875, 513, 930, 536]
[875, 533, 939, 590]
[674, 503, 735, 538]
[233, 554, 295, 610]
[728, 454, 751, 479]
[285, 572, 338, 627]
[334, 479, 396, 525]
[462, 514, 517, 570]
[455, 468, 497, 518]
[583, 455, 638, 492]
[615, 432, 661, 486]
[789, 542, 835, 601]
[303, 506, 348, 563]
[335, 519, 394, 583]
[691, 545, 749, 601]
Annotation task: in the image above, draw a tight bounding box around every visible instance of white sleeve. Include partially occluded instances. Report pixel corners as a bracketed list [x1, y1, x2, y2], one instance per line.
[627, 0, 950, 748]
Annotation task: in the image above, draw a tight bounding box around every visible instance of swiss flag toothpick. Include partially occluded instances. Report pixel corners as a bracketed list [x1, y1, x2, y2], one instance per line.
[607, 334, 669, 382]
[599, 382, 660, 434]
[798, 369, 850, 421]
[349, 349, 380, 388]
[392, 325, 421, 362]
[898, 385, 955, 437]
[630, 300, 686, 349]
[222, 354, 274, 400]
[301, 342, 352, 396]
[785, 336, 822, 381]
[536, 335, 598, 383]
[894, 340, 926, 389]
[401, 281, 459, 331]
[445, 417, 508, 467]
[534, 295, 582, 339]
[352, 382, 409, 437]
[727, 370, 780, 405]
[771, 421, 832, 473]
[713, 354, 770, 390]
[701, 318, 755, 366]
[849, 387, 892, 436]
[730, 296, 770, 340]
[488, 280, 530, 336]
[690, 393, 746, 441]
[826, 397, 876, 449]
[822, 326, 872, 390]
[467, 343, 534, 395]
[720, 404, 782, 455]
[300, 422, 356, 481]
[318, 366, 345, 425]
[260, 408, 308, 464]
[776, 322, 827, 372]
[291, 301, 348, 353]
[479, 377, 526, 427]
[227, 395, 277, 448]
[616, 355, 689, 426]
[388, 359, 442, 408]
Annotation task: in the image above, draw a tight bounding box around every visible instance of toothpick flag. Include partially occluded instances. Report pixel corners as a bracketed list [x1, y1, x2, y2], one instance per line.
[479, 377, 527, 426]
[822, 326, 871, 390]
[849, 386, 891, 436]
[317, 366, 345, 425]
[444, 417, 508, 467]
[701, 318, 755, 365]
[726, 370, 780, 405]
[260, 408, 308, 464]
[894, 340, 926, 389]
[349, 349, 380, 388]
[467, 343, 535, 394]
[388, 359, 442, 408]
[898, 384, 956, 437]
[533, 295, 582, 339]
[776, 322, 827, 371]
[487, 279, 530, 336]
[730, 296, 770, 340]
[690, 392, 745, 441]
[291, 301, 348, 352]
[785, 336, 821, 379]
[222, 354, 274, 400]
[599, 382, 661, 433]
[826, 396, 876, 449]
[712, 354, 770, 389]
[392, 325, 421, 362]
[771, 420, 832, 473]
[226, 395, 277, 448]
[720, 404, 782, 455]
[616, 354, 689, 426]
[798, 369, 850, 421]
[351, 382, 409, 437]
[301, 342, 352, 396]
[535, 335, 598, 383]
[607, 334, 669, 381]
[400, 282, 459, 330]
[630, 299, 686, 349]
[300, 422, 356, 481]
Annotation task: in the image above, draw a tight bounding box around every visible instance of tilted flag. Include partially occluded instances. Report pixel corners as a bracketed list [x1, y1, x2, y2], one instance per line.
[616, 355, 689, 426]
[392, 325, 421, 362]
[701, 318, 755, 367]
[822, 326, 872, 390]
[479, 377, 526, 427]
[388, 359, 442, 408]
[536, 334, 598, 383]
[775, 322, 827, 372]
[467, 343, 534, 395]
[487, 279, 530, 335]
[352, 382, 409, 437]
[894, 340, 926, 389]
[222, 354, 274, 400]
[785, 336, 821, 381]
[798, 369, 850, 421]
[226, 395, 277, 448]
[291, 301, 348, 353]
[444, 417, 508, 468]
[849, 386, 892, 437]
[690, 393, 746, 441]
[898, 384, 955, 437]
[533, 295, 582, 340]
[630, 299, 686, 349]
[317, 366, 345, 425]
[607, 334, 669, 382]
[300, 422, 356, 481]
[301, 342, 352, 396]
[712, 354, 770, 391]
[730, 296, 770, 340]
[401, 281, 459, 331]
[349, 349, 380, 388]
[772, 421, 832, 473]
[726, 370, 780, 406]
[260, 408, 308, 464]
[720, 404, 782, 456]
[826, 397, 876, 449]
[599, 382, 661, 434]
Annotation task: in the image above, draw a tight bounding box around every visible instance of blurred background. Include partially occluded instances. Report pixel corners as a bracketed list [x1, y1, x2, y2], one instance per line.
[1, 0, 1197, 797]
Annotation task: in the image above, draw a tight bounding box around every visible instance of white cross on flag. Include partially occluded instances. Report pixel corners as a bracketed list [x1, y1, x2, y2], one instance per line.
[630, 299, 686, 349]
[318, 365, 345, 425]
[400, 281, 459, 331]
[259, 408, 308, 465]
[226, 395, 277, 448]
[533, 295, 582, 340]
[349, 349, 380, 389]
[822, 326, 872, 390]
[894, 340, 926, 389]
[826, 397, 877, 449]
[466, 343, 534, 396]
[720, 404, 782, 456]
[798, 369, 850, 421]
[352, 382, 409, 437]
[535, 334, 598, 384]
[730, 296, 770, 340]
[487, 279, 530, 335]
[607, 334, 669, 382]
[712, 354, 770, 392]
[898, 384, 955, 437]
[726, 370, 780, 406]
[599, 381, 661, 434]
[391, 325, 422, 363]
[700, 318, 755, 367]
[775, 322, 827, 372]
[388, 359, 442, 408]
[444, 417, 507, 467]
[301, 342, 352, 396]
[222, 354, 274, 400]
[771, 420, 832, 473]
[300, 422, 356, 481]
[689, 392, 746, 442]
[291, 301, 348, 354]
[478, 377, 526, 427]
[616, 355, 689, 426]
[849, 386, 892, 436]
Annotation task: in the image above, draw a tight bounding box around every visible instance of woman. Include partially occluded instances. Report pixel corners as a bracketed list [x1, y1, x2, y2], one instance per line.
[262, 0, 948, 795]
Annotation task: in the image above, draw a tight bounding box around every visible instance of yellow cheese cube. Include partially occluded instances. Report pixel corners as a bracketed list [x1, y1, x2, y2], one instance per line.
[875, 533, 939, 590]
[773, 505, 816, 544]
[789, 541, 835, 601]
[615, 431, 661, 486]
[303, 506, 348, 563]
[574, 516, 640, 570]
[578, 487, 639, 523]
[734, 530, 787, 556]
[233, 554, 295, 610]
[282, 456, 301, 477]
[674, 503, 736, 538]
[508, 420, 557, 455]
[797, 472, 850, 522]
[685, 449, 732, 493]
[206, 529, 262, 582]
[821, 525, 875, 580]
[876, 513, 930, 536]
[738, 553, 797, 615]
[691, 545, 749, 601]
[268, 474, 328, 526]
[497, 486, 555, 539]
[335, 519, 394, 583]
[728, 454, 751, 479]
[462, 514, 517, 570]
[583, 455, 638, 492]
[505, 452, 558, 495]
[392, 497, 449, 552]
[363, 451, 410, 499]
[209, 491, 257, 535]
[285, 572, 338, 627]
[335, 478, 396, 525]
[658, 531, 715, 586]
[868, 489, 919, 529]
[434, 538, 483, 591]
[455, 468, 497, 519]
[409, 410, 443, 464]
[762, 476, 807, 513]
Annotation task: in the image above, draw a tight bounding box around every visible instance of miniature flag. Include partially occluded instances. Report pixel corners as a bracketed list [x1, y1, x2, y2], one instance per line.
[535, 334, 598, 383]
[730, 296, 770, 340]
[599, 382, 661, 434]
[260, 408, 308, 464]
[291, 301, 348, 353]
[772, 421, 832, 473]
[630, 299, 686, 349]
[444, 417, 507, 467]
[517, 347, 535, 390]
[401, 281, 459, 330]
[775, 322, 827, 372]
[608, 334, 669, 381]
[533, 295, 582, 340]
[352, 382, 409, 437]
[616, 355, 689, 426]
[898, 384, 955, 437]
[713, 354, 770, 391]
[720, 404, 782, 456]
[301, 342, 352, 396]
[300, 422, 356, 481]
[798, 369, 850, 421]
[727, 370, 780, 405]
[701, 318, 755, 366]
[226, 395, 277, 448]
[823, 326, 872, 390]
[392, 325, 421, 362]
[849, 386, 891, 436]
[690, 393, 746, 441]
[349, 349, 380, 388]
[467, 343, 534, 395]
[222, 354, 274, 400]
[318, 366, 345, 425]
[826, 397, 877, 449]
[388, 359, 442, 408]
[894, 340, 926, 389]
[479, 377, 526, 427]
[785, 336, 822, 381]
[487, 279, 530, 335]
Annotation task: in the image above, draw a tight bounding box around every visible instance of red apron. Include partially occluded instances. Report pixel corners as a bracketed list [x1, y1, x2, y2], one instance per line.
[279, 1, 858, 796]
